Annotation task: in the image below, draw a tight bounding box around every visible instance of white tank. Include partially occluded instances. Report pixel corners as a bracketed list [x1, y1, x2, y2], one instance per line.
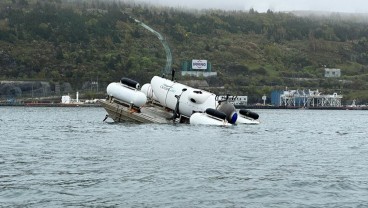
[150, 76, 217, 117]
[107, 82, 147, 107]
[140, 83, 158, 101]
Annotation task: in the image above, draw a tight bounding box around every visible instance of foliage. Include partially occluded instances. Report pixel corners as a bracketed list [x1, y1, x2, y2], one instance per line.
[1, 0, 368, 103]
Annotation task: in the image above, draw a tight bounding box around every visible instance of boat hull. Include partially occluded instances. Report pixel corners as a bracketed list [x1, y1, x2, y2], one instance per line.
[190, 112, 231, 126]
[236, 115, 260, 125]
[99, 98, 172, 124]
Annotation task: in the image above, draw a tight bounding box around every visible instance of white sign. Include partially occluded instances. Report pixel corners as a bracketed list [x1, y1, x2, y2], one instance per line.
[192, 60, 207, 70]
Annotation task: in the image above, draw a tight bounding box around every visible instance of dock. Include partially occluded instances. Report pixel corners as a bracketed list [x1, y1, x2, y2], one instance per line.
[99, 97, 174, 123]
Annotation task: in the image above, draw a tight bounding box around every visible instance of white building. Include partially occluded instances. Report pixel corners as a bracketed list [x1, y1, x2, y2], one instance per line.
[61, 95, 71, 104]
[61, 92, 80, 104]
[218, 95, 248, 105]
[181, 71, 217, 77]
[325, 68, 341, 78]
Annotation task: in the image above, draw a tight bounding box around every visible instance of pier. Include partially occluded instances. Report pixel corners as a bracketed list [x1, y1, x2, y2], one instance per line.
[272, 89, 343, 108]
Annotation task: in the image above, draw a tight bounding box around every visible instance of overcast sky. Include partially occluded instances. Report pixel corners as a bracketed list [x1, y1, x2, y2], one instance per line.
[136, 0, 368, 13]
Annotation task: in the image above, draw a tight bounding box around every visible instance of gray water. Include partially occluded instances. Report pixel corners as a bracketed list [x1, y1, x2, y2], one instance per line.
[1, 107, 367, 208]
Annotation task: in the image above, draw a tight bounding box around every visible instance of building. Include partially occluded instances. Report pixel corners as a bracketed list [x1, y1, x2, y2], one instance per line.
[181, 60, 217, 77]
[324, 68, 341, 78]
[271, 89, 343, 107]
[218, 95, 248, 106]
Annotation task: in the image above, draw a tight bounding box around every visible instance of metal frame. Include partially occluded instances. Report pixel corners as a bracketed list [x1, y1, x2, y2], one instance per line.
[279, 89, 342, 107]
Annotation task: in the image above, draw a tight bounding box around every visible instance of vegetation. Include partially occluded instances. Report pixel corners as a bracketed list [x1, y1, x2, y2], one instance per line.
[1, 0, 368, 104]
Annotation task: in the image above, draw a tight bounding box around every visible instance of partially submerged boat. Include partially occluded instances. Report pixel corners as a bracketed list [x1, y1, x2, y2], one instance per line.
[99, 17, 259, 125]
[100, 76, 260, 126]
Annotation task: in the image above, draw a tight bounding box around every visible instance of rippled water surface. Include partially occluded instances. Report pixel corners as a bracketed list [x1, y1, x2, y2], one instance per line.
[1, 107, 368, 207]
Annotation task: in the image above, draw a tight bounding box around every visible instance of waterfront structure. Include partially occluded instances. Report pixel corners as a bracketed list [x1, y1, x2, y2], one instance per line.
[271, 89, 343, 107]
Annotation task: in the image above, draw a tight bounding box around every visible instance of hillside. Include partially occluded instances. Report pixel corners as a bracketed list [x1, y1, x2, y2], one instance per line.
[1, 0, 368, 104]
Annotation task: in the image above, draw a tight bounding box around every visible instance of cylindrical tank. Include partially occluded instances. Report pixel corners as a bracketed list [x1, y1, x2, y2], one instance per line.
[107, 82, 147, 107]
[205, 108, 227, 120]
[239, 109, 259, 120]
[141, 83, 158, 101]
[150, 76, 217, 117]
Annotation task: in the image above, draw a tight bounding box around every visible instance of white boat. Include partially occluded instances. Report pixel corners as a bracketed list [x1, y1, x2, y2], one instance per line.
[100, 76, 260, 126]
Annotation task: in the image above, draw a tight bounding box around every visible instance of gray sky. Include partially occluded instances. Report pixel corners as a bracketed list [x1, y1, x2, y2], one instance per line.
[136, 0, 368, 13]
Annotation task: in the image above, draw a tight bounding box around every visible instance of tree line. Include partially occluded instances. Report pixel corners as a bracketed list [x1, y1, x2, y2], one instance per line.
[1, 0, 368, 103]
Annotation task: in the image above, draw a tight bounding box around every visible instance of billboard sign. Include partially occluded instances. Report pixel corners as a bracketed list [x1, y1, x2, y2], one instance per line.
[192, 60, 207, 70]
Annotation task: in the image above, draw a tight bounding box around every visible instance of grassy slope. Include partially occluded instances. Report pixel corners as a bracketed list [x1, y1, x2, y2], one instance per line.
[1, 1, 368, 103]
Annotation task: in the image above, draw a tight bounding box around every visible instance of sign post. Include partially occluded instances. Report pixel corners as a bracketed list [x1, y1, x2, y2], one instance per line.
[192, 60, 207, 70]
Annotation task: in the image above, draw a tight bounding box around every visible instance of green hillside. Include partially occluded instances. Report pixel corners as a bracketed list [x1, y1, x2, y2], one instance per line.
[1, 0, 368, 104]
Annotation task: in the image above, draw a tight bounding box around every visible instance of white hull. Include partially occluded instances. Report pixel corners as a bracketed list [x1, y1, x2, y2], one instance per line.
[236, 115, 260, 125]
[190, 113, 231, 126]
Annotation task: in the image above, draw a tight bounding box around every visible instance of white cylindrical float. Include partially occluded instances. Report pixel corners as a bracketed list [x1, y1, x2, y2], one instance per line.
[236, 109, 260, 124]
[141, 83, 158, 101]
[107, 82, 147, 107]
[235, 116, 260, 124]
[190, 109, 231, 126]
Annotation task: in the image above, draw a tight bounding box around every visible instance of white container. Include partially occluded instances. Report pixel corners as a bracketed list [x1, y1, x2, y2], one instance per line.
[141, 83, 158, 101]
[107, 82, 147, 107]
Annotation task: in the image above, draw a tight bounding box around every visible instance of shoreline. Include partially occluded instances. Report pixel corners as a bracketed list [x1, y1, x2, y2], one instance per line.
[0, 103, 102, 107]
[1, 103, 367, 110]
[235, 105, 368, 110]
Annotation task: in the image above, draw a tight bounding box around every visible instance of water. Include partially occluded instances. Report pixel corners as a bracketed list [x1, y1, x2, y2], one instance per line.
[1, 107, 368, 207]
